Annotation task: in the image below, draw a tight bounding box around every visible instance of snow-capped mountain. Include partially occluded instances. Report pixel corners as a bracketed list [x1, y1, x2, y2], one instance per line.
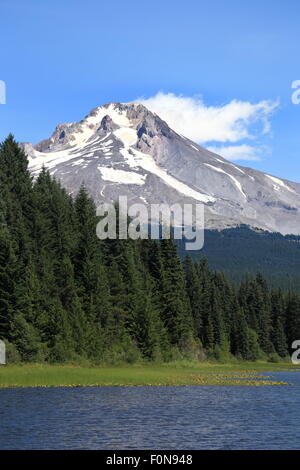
[22, 102, 300, 234]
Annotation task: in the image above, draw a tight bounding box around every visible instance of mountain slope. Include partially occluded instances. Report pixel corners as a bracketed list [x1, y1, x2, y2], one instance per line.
[22, 102, 300, 234]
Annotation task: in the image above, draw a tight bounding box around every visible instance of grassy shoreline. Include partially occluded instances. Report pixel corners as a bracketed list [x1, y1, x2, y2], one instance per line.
[0, 361, 298, 388]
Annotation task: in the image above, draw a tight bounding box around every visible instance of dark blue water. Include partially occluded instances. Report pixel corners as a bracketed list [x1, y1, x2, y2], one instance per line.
[0, 371, 300, 449]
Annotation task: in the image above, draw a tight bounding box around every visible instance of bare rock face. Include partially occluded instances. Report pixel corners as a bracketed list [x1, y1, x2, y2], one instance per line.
[98, 115, 118, 132]
[22, 102, 300, 235]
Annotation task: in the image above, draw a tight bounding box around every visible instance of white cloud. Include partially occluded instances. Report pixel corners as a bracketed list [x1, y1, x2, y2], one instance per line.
[139, 92, 279, 147]
[207, 144, 263, 161]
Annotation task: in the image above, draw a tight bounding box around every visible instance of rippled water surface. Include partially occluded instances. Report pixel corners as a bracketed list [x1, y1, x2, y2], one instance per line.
[1, 371, 300, 449]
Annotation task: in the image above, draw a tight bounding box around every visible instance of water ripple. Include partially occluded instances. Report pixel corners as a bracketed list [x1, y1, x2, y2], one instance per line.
[0, 371, 300, 449]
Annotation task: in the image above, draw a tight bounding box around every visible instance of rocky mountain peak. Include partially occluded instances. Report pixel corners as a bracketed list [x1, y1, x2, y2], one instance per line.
[21, 101, 300, 235]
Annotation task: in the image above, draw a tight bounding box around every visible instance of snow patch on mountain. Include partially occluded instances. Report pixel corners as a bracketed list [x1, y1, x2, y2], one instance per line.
[98, 166, 146, 185]
[114, 127, 138, 146]
[265, 174, 296, 194]
[204, 163, 247, 199]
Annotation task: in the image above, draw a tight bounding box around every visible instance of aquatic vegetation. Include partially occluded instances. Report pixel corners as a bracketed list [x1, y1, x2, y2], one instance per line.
[0, 362, 295, 388]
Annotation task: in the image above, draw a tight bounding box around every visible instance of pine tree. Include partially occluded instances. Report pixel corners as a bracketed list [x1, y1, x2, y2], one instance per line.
[270, 290, 288, 357]
[286, 292, 300, 353]
[0, 225, 16, 340]
[196, 258, 214, 349]
[230, 304, 260, 360]
[184, 256, 204, 340]
[239, 274, 273, 354]
[160, 238, 194, 348]
[0, 135, 33, 261]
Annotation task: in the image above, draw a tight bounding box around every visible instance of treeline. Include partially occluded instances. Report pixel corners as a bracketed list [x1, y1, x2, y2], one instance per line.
[0, 135, 299, 363]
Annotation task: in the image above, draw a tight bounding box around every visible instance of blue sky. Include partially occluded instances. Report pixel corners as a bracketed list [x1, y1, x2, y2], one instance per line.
[0, 0, 300, 181]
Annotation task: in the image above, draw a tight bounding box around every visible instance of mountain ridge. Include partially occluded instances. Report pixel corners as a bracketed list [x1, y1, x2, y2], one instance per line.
[21, 102, 300, 235]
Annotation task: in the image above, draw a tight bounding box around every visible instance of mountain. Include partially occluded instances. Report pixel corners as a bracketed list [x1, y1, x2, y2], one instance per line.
[22, 102, 300, 234]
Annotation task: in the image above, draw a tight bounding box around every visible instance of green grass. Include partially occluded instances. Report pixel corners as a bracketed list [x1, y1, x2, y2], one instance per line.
[0, 361, 298, 388]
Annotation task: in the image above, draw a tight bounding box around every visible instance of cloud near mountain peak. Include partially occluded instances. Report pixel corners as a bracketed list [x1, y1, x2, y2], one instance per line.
[139, 91, 279, 161]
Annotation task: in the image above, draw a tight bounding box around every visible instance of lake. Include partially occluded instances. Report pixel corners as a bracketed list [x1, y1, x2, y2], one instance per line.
[0, 371, 300, 449]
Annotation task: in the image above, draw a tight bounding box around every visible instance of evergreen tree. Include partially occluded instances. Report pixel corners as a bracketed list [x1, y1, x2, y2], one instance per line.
[270, 290, 288, 357]
[286, 293, 300, 353]
[0, 226, 16, 340]
[184, 256, 204, 340]
[160, 238, 194, 348]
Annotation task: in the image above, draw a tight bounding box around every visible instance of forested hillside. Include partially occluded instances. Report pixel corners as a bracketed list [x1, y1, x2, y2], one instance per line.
[177, 227, 300, 291]
[0, 135, 299, 363]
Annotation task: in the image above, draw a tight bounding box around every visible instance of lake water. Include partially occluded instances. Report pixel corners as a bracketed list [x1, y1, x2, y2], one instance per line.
[0, 371, 300, 449]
